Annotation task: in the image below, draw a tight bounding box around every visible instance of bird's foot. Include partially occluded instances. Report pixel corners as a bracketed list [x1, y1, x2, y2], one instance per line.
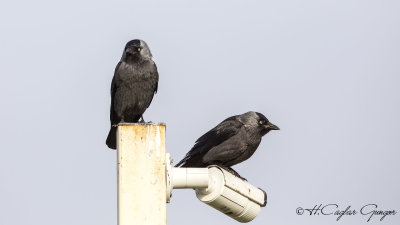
[139, 116, 145, 123]
[222, 166, 247, 181]
[238, 175, 248, 181]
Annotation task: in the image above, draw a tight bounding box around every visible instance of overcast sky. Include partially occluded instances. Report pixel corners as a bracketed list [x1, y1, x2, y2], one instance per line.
[1, 0, 399, 225]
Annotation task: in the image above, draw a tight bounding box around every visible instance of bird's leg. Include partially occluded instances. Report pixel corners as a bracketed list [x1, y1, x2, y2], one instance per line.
[139, 116, 145, 123]
[220, 166, 248, 181]
[229, 167, 248, 181]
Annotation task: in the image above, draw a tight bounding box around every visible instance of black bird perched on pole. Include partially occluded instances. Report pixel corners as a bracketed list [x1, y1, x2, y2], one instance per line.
[175, 111, 279, 178]
[106, 39, 159, 149]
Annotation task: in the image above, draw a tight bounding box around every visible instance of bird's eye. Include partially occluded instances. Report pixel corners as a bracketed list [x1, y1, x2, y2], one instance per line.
[259, 120, 264, 125]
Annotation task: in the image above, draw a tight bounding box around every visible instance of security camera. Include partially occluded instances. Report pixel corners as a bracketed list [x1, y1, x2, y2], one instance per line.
[166, 153, 267, 223]
[195, 166, 266, 222]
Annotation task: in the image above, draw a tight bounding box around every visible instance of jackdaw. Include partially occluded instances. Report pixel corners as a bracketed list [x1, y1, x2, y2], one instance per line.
[106, 39, 159, 149]
[175, 111, 279, 177]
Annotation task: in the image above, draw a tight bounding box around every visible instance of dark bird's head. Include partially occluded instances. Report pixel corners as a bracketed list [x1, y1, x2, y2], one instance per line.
[122, 39, 152, 62]
[241, 111, 280, 136]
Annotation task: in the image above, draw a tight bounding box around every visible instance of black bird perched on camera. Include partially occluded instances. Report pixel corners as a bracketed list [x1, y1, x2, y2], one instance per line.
[175, 111, 279, 178]
[106, 39, 159, 149]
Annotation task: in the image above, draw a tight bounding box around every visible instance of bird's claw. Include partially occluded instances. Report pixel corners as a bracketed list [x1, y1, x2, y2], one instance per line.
[238, 176, 248, 181]
[222, 166, 248, 181]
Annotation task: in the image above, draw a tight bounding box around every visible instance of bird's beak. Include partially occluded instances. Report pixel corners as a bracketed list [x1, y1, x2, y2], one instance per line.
[264, 122, 279, 130]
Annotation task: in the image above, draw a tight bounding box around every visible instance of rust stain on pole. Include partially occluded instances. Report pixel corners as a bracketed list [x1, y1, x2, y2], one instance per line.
[117, 123, 166, 225]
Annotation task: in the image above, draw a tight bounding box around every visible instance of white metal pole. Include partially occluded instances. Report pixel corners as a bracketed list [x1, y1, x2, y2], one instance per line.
[117, 123, 166, 225]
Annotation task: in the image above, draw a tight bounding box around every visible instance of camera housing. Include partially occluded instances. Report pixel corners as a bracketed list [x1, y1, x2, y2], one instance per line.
[195, 166, 266, 223]
[166, 153, 267, 223]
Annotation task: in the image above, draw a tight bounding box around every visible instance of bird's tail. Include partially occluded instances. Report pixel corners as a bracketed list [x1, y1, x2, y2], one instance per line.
[106, 126, 117, 150]
[175, 159, 186, 167]
[175, 154, 204, 167]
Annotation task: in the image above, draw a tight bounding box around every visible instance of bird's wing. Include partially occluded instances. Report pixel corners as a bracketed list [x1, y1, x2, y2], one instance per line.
[175, 116, 243, 167]
[153, 63, 159, 94]
[202, 134, 248, 165]
[143, 62, 159, 109]
[109, 61, 121, 125]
